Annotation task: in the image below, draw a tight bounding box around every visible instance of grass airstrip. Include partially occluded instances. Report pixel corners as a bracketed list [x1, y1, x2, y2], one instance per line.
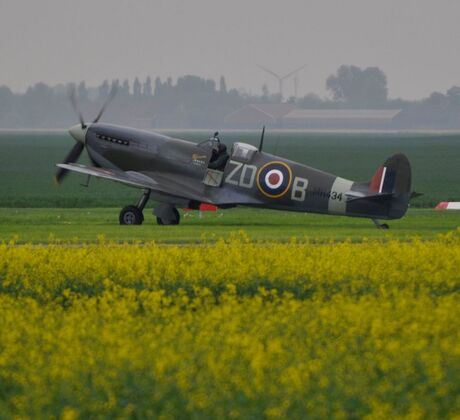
[0, 208, 458, 244]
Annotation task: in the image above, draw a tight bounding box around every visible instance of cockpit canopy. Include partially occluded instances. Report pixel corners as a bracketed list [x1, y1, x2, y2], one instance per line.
[197, 138, 258, 164]
[231, 142, 258, 163]
[197, 138, 219, 150]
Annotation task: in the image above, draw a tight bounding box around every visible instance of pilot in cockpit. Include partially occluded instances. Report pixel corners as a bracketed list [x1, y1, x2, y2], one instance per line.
[208, 131, 229, 170]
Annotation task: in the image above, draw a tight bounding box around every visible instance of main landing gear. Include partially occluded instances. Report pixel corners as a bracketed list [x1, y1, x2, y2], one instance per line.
[119, 189, 150, 225]
[154, 203, 180, 225]
[119, 189, 181, 226]
[119, 205, 144, 225]
[372, 219, 389, 230]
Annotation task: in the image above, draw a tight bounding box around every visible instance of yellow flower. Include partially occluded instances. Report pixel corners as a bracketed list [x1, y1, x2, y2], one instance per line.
[0, 232, 458, 417]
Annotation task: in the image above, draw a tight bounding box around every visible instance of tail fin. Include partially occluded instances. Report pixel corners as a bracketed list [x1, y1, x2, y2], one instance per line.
[368, 153, 412, 218]
[369, 165, 395, 194]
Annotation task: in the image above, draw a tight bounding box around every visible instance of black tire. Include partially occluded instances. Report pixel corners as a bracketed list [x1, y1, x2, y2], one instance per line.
[119, 205, 144, 225]
[156, 208, 180, 226]
[380, 223, 390, 230]
[171, 208, 180, 225]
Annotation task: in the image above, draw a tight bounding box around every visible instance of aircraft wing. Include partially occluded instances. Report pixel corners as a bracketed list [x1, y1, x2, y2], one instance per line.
[55, 163, 206, 202]
[56, 163, 159, 189]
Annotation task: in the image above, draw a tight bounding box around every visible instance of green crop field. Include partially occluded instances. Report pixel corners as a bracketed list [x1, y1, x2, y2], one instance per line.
[0, 130, 459, 208]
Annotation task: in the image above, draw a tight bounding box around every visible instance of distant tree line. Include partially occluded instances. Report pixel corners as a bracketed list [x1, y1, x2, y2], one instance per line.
[0, 75, 249, 129]
[0, 66, 460, 128]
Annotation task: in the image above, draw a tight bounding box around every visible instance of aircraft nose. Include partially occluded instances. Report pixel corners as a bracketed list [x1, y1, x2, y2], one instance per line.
[68, 124, 88, 144]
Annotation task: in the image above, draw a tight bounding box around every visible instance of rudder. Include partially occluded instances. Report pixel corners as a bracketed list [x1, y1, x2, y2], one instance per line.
[369, 153, 411, 218]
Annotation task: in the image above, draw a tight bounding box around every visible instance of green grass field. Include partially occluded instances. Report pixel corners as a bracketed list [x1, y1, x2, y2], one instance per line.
[0, 130, 459, 208]
[0, 208, 458, 244]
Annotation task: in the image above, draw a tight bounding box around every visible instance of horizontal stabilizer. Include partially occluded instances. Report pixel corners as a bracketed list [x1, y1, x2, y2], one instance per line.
[346, 191, 394, 203]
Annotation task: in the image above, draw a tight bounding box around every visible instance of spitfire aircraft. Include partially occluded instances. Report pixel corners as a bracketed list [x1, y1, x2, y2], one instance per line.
[55, 90, 414, 229]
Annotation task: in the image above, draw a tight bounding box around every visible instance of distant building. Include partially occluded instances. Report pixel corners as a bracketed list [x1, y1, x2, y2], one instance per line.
[282, 109, 401, 129]
[224, 104, 296, 127]
[224, 104, 401, 129]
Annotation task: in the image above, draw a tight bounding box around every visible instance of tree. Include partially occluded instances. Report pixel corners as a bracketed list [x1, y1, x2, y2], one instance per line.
[447, 86, 460, 106]
[154, 77, 163, 96]
[143, 76, 152, 96]
[326, 65, 388, 107]
[121, 79, 130, 96]
[25, 82, 53, 101]
[111, 79, 120, 93]
[0, 85, 13, 113]
[133, 77, 142, 97]
[298, 93, 325, 108]
[424, 91, 446, 106]
[219, 76, 227, 93]
[261, 84, 269, 99]
[175, 75, 215, 95]
[98, 80, 109, 100]
[23, 83, 54, 127]
[77, 81, 88, 101]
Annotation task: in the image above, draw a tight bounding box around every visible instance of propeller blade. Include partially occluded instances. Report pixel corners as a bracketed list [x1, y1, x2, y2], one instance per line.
[54, 142, 84, 184]
[93, 86, 117, 123]
[69, 86, 86, 128]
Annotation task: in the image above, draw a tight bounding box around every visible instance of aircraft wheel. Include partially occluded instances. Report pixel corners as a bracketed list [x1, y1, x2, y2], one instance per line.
[380, 223, 389, 230]
[156, 208, 180, 225]
[119, 205, 144, 225]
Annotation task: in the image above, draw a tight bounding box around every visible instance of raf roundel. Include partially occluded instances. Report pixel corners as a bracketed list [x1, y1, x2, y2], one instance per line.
[256, 161, 293, 198]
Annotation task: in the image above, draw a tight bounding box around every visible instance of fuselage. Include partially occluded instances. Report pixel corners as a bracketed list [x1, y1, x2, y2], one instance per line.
[82, 123, 404, 220]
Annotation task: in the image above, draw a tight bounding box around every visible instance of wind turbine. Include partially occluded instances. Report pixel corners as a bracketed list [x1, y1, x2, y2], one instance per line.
[257, 64, 306, 101]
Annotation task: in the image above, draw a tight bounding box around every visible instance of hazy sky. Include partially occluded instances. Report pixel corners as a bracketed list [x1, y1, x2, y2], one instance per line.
[1, 0, 459, 99]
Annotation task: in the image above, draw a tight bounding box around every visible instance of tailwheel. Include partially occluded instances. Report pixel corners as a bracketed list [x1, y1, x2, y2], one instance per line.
[119, 205, 144, 225]
[372, 219, 389, 230]
[156, 208, 180, 226]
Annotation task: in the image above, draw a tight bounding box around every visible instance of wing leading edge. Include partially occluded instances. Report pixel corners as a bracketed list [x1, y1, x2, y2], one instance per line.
[55, 163, 206, 203]
[56, 163, 158, 189]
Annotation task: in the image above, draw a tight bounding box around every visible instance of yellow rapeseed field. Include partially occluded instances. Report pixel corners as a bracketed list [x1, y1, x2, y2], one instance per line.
[0, 231, 459, 418]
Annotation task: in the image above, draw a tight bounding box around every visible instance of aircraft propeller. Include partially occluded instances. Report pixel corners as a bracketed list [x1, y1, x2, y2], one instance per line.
[69, 87, 86, 129]
[55, 85, 117, 184]
[93, 86, 117, 124]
